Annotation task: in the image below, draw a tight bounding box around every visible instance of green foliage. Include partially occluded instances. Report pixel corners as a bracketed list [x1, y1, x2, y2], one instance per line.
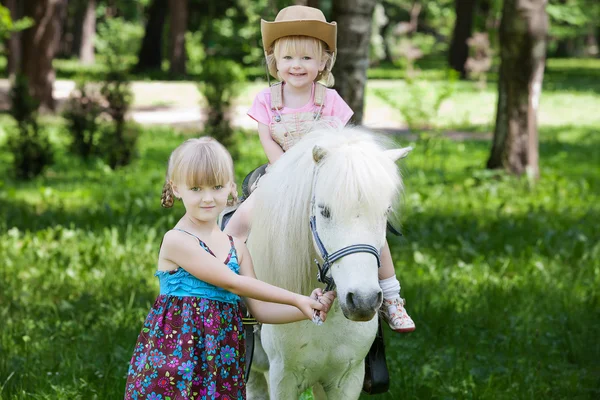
[0, 5, 33, 40]
[95, 17, 144, 71]
[547, 0, 599, 39]
[62, 71, 138, 169]
[197, 58, 246, 156]
[95, 19, 139, 170]
[377, 0, 454, 64]
[200, 0, 268, 66]
[375, 70, 458, 131]
[62, 81, 106, 159]
[99, 73, 138, 169]
[7, 75, 54, 180]
[0, 5, 11, 39]
[185, 31, 206, 76]
[99, 122, 142, 170]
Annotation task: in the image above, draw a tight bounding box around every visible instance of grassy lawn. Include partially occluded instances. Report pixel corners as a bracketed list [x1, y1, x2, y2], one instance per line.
[1, 61, 599, 399]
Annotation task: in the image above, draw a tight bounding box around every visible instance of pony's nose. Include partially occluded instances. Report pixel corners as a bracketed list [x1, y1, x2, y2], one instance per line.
[345, 290, 383, 311]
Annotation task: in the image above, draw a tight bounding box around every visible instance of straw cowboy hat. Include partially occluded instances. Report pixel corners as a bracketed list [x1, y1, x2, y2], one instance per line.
[261, 6, 337, 53]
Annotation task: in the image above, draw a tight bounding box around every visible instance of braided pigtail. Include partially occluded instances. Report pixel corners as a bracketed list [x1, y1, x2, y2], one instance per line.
[161, 180, 175, 208]
[317, 51, 335, 87]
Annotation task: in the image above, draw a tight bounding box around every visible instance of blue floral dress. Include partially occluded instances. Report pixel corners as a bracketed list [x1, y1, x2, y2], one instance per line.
[124, 230, 246, 400]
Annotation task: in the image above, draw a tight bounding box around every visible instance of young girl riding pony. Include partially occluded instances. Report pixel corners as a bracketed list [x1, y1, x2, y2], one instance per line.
[124, 137, 335, 399]
[224, 5, 415, 334]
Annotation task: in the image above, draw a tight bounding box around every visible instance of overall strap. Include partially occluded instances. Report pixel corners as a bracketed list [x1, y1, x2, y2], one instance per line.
[270, 82, 326, 110]
[270, 82, 284, 110]
[313, 82, 326, 107]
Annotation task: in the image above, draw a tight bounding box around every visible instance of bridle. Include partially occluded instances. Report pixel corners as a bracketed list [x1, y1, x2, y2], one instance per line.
[308, 165, 382, 293]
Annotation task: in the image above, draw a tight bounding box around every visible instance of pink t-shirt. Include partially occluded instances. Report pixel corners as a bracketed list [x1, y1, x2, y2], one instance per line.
[247, 84, 354, 127]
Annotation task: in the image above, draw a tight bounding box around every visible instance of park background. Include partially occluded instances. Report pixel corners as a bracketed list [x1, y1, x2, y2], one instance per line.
[0, 0, 599, 399]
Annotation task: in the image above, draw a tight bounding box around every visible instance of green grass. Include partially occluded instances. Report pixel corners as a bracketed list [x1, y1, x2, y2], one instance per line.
[1, 60, 600, 399]
[1, 124, 598, 399]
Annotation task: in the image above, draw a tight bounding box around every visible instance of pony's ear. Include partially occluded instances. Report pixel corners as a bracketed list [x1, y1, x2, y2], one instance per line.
[313, 145, 328, 164]
[385, 146, 413, 161]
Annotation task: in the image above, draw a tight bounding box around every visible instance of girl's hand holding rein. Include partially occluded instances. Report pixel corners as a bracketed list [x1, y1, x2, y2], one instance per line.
[160, 230, 330, 324]
[310, 288, 336, 322]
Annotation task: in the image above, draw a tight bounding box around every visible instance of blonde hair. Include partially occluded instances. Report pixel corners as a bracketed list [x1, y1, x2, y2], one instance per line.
[161, 137, 237, 208]
[266, 36, 335, 87]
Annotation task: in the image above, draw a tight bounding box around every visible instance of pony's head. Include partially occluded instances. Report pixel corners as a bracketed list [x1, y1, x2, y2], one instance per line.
[309, 131, 411, 320]
[248, 126, 411, 322]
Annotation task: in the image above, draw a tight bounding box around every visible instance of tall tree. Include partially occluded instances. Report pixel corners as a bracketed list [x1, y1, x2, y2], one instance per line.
[448, 0, 477, 78]
[487, 0, 548, 177]
[20, 0, 66, 111]
[331, 0, 377, 124]
[135, 0, 168, 72]
[79, 0, 95, 64]
[168, 0, 187, 76]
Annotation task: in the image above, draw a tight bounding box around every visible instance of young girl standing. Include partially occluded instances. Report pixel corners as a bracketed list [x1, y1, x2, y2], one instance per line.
[124, 137, 334, 400]
[224, 5, 415, 334]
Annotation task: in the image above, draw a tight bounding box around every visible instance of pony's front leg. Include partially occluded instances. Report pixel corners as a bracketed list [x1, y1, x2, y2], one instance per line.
[268, 362, 306, 400]
[322, 361, 365, 400]
[246, 368, 269, 400]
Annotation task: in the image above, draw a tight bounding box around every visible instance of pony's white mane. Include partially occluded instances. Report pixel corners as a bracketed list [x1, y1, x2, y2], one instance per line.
[247, 126, 403, 295]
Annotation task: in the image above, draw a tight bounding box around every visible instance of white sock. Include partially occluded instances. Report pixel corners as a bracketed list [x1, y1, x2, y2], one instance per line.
[379, 276, 401, 313]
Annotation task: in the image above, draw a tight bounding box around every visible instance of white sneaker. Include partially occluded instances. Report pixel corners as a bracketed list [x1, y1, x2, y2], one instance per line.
[380, 297, 416, 333]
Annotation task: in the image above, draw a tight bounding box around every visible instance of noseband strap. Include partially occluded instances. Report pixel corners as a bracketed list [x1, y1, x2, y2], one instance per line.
[310, 215, 381, 292]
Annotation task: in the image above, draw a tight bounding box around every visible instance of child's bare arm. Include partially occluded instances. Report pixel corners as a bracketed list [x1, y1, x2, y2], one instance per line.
[161, 231, 324, 319]
[235, 238, 334, 324]
[244, 291, 334, 324]
[257, 122, 284, 164]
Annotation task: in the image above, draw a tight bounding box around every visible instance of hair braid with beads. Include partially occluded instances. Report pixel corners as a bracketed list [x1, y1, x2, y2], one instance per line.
[161, 180, 175, 208]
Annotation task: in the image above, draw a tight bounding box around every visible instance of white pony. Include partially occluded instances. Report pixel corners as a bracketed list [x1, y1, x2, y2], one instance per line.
[245, 126, 411, 399]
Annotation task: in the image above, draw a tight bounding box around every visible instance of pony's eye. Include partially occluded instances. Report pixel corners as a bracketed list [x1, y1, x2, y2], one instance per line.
[318, 205, 331, 219]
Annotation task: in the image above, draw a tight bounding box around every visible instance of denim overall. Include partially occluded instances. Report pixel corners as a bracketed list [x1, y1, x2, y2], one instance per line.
[268, 82, 339, 150]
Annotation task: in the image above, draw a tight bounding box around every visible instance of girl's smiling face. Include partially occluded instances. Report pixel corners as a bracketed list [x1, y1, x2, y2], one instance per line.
[173, 182, 232, 222]
[276, 53, 324, 89]
[273, 36, 328, 90]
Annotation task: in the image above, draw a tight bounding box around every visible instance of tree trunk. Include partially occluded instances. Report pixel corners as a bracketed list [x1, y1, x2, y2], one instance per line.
[168, 0, 187, 76]
[79, 0, 96, 64]
[20, 0, 66, 111]
[135, 0, 168, 72]
[68, 1, 85, 58]
[331, 0, 377, 125]
[5, 0, 22, 78]
[449, 0, 476, 78]
[487, 0, 548, 178]
[585, 25, 598, 56]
